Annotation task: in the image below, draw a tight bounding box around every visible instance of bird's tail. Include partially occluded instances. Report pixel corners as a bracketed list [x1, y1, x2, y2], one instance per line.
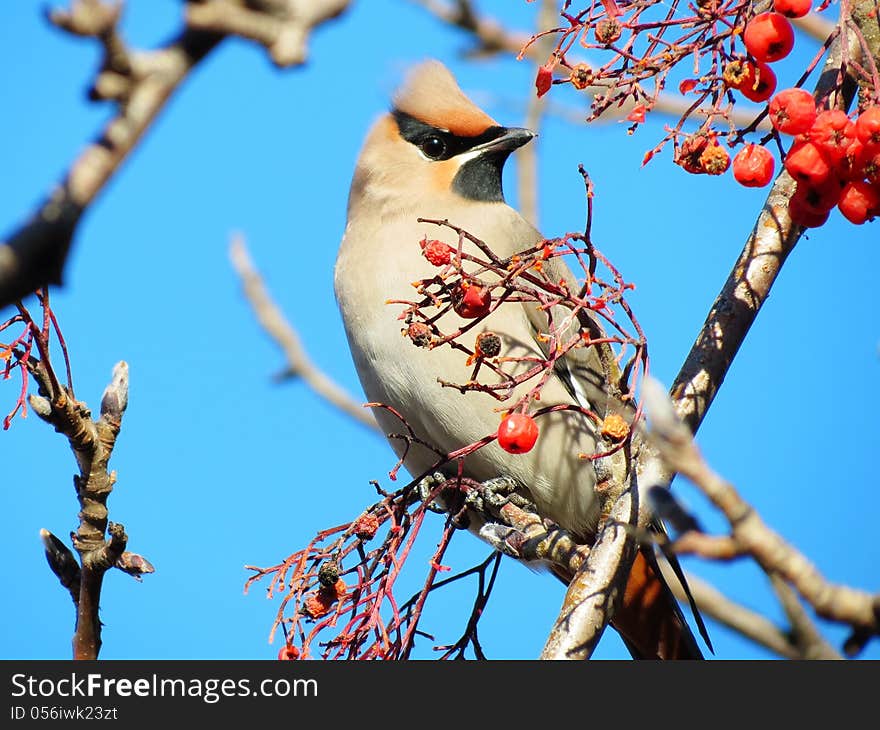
[610, 547, 705, 660]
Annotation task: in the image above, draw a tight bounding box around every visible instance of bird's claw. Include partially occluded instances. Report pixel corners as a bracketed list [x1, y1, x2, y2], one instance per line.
[465, 475, 534, 514]
[417, 472, 451, 514]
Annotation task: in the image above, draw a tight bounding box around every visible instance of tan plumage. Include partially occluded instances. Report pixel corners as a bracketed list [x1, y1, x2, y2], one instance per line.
[334, 60, 705, 658]
[338, 63, 602, 537]
[393, 60, 498, 136]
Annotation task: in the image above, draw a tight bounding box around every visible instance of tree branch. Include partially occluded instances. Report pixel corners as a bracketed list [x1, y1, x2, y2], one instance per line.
[185, 0, 349, 66]
[670, 9, 869, 435]
[656, 559, 801, 659]
[540, 482, 638, 659]
[516, 0, 557, 228]
[229, 234, 377, 431]
[643, 377, 879, 656]
[30, 351, 142, 659]
[0, 0, 350, 311]
[769, 574, 841, 660]
[409, 0, 531, 56]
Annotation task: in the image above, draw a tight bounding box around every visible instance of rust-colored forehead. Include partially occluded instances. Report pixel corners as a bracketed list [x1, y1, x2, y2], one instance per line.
[393, 60, 498, 137]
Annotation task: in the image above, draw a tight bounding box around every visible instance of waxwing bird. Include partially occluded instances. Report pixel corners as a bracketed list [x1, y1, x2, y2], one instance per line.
[334, 60, 708, 659]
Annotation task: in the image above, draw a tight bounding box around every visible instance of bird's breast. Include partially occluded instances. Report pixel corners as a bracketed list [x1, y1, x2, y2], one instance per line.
[334, 205, 601, 537]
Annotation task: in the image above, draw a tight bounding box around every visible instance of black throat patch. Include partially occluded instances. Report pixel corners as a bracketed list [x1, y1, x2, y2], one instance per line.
[391, 110, 512, 202]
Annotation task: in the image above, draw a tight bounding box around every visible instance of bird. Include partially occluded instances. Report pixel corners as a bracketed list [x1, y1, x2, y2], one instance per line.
[334, 59, 707, 659]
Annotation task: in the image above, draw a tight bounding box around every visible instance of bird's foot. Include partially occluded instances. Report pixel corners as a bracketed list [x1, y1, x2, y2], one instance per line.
[416, 472, 454, 514]
[467, 476, 535, 513]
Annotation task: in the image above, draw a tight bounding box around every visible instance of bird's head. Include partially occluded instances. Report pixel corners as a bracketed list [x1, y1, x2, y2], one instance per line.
[348, 60, 535, 214]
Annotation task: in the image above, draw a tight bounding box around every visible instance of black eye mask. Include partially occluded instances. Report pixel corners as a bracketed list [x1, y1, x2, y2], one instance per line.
[391, 110, 506, 161]
[391, 110, 513, 202]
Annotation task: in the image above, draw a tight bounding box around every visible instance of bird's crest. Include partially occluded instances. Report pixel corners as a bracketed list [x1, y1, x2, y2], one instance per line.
[393, 60, 498, 137]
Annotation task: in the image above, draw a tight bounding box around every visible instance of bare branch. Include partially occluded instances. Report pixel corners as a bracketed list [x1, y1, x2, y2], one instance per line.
[0, 3, 221, 308]
[769, 574, 841, 660]
[229, 234, 378, 431]
[540, 482, 638, 659]
[656, 560, 799, 659]
[643, 378, 880, 652]
[186, 0, 349, 67]
[793, 13, 837, 44]
[516, 0, 557, 228]
[409, 0, 530, 56]
[0, 0, 351, 310]
[29, 346, 141, 659]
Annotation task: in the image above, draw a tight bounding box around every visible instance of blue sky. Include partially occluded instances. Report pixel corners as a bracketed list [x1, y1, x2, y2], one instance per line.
[2, 1, 877, 661]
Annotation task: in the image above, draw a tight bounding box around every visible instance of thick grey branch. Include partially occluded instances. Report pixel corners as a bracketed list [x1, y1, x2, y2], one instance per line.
[540, 483, 638, 659]
[670, 11, 865, 436]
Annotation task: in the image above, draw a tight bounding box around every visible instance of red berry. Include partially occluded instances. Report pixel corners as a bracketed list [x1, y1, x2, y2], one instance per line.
[535, 63, 553, 98]
[421, 238, 453, 266]
[497, 413, 539, 454]
[724, 59, 777, 102]
[792, 178, 843, 215]
[732, 144, 775, 187]
[743, 13, 795, 63]
[452, 282, 491, 319]
[768, 88, 816, 134]
[773, 0, 811, 18]
[837, 180, 880, 224]
[789, 192, 830, 228]
[840, 137, 864, 181]
[853, 143, 880, 183]
[784, 140, 833, 186]
[809, 109, 855, 160]
[855, 106, 880, 146]
[278, 644, 300, 660]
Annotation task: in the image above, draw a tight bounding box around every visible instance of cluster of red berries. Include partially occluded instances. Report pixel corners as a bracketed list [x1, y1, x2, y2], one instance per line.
[729, 5, 806, 99]
[719, 4, 880, 227]
[729, 93, 880, 226]
[714, 8, 800, 184]
[678, 8, 806, 178]
[776, 99, 880, 226]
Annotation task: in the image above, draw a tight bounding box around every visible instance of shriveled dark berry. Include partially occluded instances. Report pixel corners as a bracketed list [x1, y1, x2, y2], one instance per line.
[595, 18, 622, 45]
[475, 331, 501, 358]
[318, 561, 340, 588]
[569, 63, 594, 90]
[406, 322, 432, 348]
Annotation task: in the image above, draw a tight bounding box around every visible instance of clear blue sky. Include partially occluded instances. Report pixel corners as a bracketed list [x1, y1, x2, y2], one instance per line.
[2, 1, 877, 660]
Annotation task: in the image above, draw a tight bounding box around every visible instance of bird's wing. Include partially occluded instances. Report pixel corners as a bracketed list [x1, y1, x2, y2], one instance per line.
[522, 254, 712, 658]
[519, 254, 620, 416]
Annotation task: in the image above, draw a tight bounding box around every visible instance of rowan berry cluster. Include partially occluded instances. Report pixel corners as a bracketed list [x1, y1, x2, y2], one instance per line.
[528, 0, 879, 229]
[722, 8, 880, 227]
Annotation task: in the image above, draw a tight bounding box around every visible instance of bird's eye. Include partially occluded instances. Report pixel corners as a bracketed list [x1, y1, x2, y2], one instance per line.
[420, 136, 447, 159]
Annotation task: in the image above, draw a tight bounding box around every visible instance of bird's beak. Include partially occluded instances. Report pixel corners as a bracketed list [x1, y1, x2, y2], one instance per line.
[474, 126, 536, 154]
